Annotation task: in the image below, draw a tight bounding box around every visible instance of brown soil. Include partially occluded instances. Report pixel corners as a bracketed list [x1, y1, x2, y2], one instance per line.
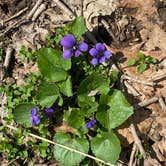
[0, 0, 166, 165]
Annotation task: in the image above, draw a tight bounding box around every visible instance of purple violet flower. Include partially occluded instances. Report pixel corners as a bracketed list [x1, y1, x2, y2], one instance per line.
[60, 34, 76, 49]
[31, 108, 38, 116]
[45, 107, 54, 118]
[78, 42, 89, 52]
[30, 108, 40, 126]
[86, 118, 97, 128]
[89, 43, 112, 66]
[31, 116, 40, 125]
[60, 34, 88, 59]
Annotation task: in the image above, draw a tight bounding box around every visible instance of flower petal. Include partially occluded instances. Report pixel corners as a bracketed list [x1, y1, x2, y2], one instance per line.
[63, 50, 73, 59]
[104, 50, 112, 59]
[89, 48, 98, 57]
[74, 49, 82, 57]
[86, 119, 97, 128]
[91, 58, 98, 66]
[95, 43, 105, 52]
[30, 108, 38, 116]
[99, 56, 106, 63]
[32, 116, 40, 125]
[45, 108, 54, 118]
[45, 108, 54, 113]
[78, 42, 88, 52]
[60, 34, 76, 49]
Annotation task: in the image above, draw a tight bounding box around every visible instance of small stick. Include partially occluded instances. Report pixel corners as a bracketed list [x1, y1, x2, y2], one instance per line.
[1, 19, 30, 37]
[3, 46, 13, 69]
[6, 156, 19, 166]
[53, 0, 76, 19]
[32, 4, 46, 21]
[124, 80, 140, 96]
[122, 74, 155, 86]
[27, 0, 43, 19]
[5, 125, 114, 166]
[4, 7, 28, 23]
[129, 143, 137, 166]
[0, 92, 7, 125]
[130, 123, 146, 159]
[148, 69, 166, 82]
[158, 96, 166, 111]
[137, 96, 158, 108]
[158, 58, 166, 69]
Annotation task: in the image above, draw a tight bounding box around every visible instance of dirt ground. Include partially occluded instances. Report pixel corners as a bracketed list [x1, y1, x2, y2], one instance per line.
[0, 0, 166, 165]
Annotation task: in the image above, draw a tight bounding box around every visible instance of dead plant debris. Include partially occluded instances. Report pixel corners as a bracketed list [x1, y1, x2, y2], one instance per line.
[0, 0, 166, 165]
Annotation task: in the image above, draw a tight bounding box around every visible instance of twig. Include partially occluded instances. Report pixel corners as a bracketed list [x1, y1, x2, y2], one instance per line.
[124, 80, 140, 97]
[158, 58, 166, 69]
[7, 156, 19, 166]
[122, 74, 155, 86]
[53, 0, 76, 19]
[137, 96, 158, 108]
[130, 123, 146, 159]
[158, 96, 166, 111]
[27, 0, 43, 19]
[3, 46, 13, 69]
[4, 7, 28, 23]
[0, 92, 7, 125]
[148, 69, 166, 82]
[1, 20, 30, 38]
[129, 143, 137, 166]
[5, 125, 114, 166]
[32, 4, 46, 21]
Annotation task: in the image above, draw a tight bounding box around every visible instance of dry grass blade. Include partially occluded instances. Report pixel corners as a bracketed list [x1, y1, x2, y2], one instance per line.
[5, 125, 115, 166]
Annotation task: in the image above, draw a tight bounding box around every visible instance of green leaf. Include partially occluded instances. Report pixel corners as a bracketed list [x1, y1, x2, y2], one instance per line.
[137, 52, 145, 61]
[110, 71, 119, 84]
[78, 73, 110, 97]
[65, 108, 85, 129]
[91, 131, 121, 164]
[58, 76, 73, 97]
[37, 48, 71, 82]
[78, 95, 98, 115]
[96, 105, 108, 128]
[97, 90, 133, 129]
[108, 90, 133, 129]
[128, 58, 136, 66]
[145, 56, 157, 64]
[13, 103, 35, 127]
[77, 73, 109, 115]
[54, 132, 89, 166]
[64, 108, 88, 135]
[58, 94, 63, 106]
[54, 28, 66, 45]
[137, 63, 147, 74]
[36, 83, 60, 107]
[66, 16, 86, 40]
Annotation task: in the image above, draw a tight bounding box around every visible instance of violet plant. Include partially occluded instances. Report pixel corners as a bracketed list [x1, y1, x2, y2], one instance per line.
[12, 16, 134, 165]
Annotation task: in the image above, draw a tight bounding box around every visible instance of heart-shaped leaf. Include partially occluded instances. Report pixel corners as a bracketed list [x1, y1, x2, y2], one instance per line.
[37, 48, 71, 82]
[36, 83, 60, 107]
[97, 90, 133, 129]
[91, 131, 121, 164]
[78, 73, 110, 97]
[66, 16, 86, 40]
[58, 76, 73, 97]
[13, 103, 35, 127]
[54, 132, 89, 166]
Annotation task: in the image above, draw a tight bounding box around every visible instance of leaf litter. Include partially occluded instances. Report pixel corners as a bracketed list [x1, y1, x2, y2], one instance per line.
[0, 0, 166, 165]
